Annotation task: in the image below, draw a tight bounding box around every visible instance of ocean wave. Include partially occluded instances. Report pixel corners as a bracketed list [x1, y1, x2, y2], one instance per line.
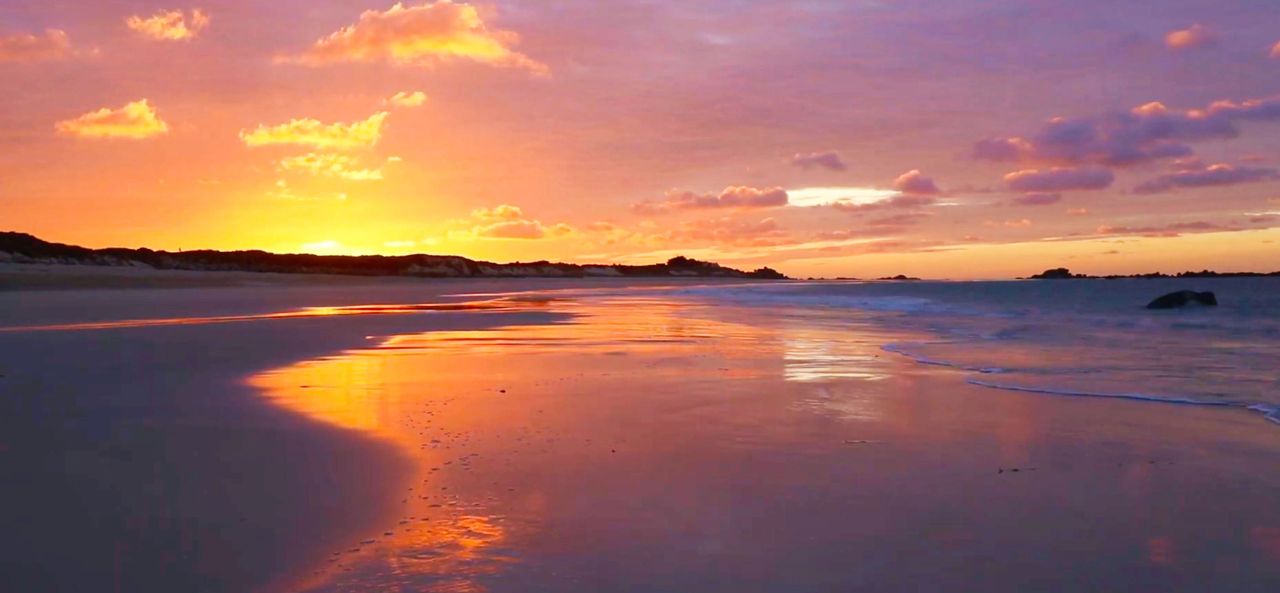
[881, 343, 1006, 374]
[1247, 404, 1280, 425]
[883, 343, 1280, 427]
[677, 286, 948, 314]
[964, 378, 1232, 407]
[692, 280, 1280, 429]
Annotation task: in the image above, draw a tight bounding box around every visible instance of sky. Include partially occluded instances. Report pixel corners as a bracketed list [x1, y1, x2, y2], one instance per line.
[2, 0, 1279, 279]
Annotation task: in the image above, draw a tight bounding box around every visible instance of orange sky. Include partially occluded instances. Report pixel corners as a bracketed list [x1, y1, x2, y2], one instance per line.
[2, 1, 1278, 278]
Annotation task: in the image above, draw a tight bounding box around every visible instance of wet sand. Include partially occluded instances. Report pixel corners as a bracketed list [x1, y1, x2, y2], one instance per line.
[2, 279, 1279, 591]
[0, 275, 750, 592]
[0, 309, 563, 591]
[259, 295, 1280, 592]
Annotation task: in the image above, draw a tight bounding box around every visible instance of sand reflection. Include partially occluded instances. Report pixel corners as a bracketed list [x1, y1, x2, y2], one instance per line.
[0, 300, 519, 332]
[247, 295, 1080, 592]
[249, 297, 774, 592]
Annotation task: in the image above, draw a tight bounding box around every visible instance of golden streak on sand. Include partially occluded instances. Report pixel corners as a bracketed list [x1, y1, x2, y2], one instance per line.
[0, 300, 522, 333]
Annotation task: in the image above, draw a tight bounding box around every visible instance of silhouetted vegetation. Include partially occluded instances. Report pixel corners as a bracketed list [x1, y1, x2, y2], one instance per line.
[0, 232, 788, 280]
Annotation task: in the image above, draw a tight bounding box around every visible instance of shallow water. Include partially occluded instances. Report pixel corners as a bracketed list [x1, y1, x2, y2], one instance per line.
[248, 289, 1280, 592]
[3, 279, 1278, 591]
[681, 279, 1280, 422]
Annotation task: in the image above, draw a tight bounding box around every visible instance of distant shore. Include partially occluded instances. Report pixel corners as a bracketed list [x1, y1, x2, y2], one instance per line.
[0, 262, 786, 292]
[0, 231, 785, 281]
[1023, 267, 1280, 280]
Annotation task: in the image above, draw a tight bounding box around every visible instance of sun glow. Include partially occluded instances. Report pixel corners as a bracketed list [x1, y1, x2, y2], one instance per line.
[787, 186, 900, 208]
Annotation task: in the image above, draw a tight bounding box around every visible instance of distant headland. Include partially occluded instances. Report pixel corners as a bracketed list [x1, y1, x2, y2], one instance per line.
[1024, 267, 1280, 280]
[0, 232, 786, 280]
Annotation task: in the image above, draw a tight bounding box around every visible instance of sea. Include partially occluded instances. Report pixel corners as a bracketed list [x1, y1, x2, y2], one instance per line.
[677, 277, 1280, 425]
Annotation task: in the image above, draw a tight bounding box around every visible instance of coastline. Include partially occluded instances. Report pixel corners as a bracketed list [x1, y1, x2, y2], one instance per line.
[0, 261, 786, 292]
[255, 293, 1280, 591]
[4, 278, 1280, 591]
[0, 281, 572, 592]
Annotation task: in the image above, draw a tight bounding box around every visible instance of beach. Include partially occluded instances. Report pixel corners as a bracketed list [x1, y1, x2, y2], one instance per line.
[2, 265, 1279, 592]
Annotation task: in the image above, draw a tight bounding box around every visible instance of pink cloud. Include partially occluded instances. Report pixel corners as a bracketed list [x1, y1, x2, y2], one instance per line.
[1004, 167, 1114, 192]
[789, 151, 847, 171]
[1204, 97, 1280, 121]
[892, 169, 940, 195]
[1133, 163, 1278, 194]
[1165, 23, 1216, 51]
[0, 29, 76, 62]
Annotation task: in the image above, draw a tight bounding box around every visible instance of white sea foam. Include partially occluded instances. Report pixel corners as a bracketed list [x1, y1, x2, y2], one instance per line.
[1247, 404, 1280, 425]
[676, 285, 946, 314]
[964, 379, 1232, 407]
[881, 343, 1007, 374]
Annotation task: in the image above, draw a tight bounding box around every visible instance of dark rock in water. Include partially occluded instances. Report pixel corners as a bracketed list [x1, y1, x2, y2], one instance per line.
[1146, 290, 1218, 309]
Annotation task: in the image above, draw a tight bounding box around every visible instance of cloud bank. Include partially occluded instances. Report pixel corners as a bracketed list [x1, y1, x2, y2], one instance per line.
[1134, 163, 1278, 194]
[974, 97, 1280, 168]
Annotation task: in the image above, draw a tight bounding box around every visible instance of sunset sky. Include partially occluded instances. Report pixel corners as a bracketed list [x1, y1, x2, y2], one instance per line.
[2, 0, 1279, 278]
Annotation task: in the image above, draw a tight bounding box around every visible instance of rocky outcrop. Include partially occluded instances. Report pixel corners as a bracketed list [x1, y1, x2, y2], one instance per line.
[1146, 290, 1218, 310]
[1027, 268, 1077, 279]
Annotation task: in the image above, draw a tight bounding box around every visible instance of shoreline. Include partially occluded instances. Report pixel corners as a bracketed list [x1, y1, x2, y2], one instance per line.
[255, 294, 1280, 591]
[0, 284, 572, 593]
[4, 280, 1280, 591]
